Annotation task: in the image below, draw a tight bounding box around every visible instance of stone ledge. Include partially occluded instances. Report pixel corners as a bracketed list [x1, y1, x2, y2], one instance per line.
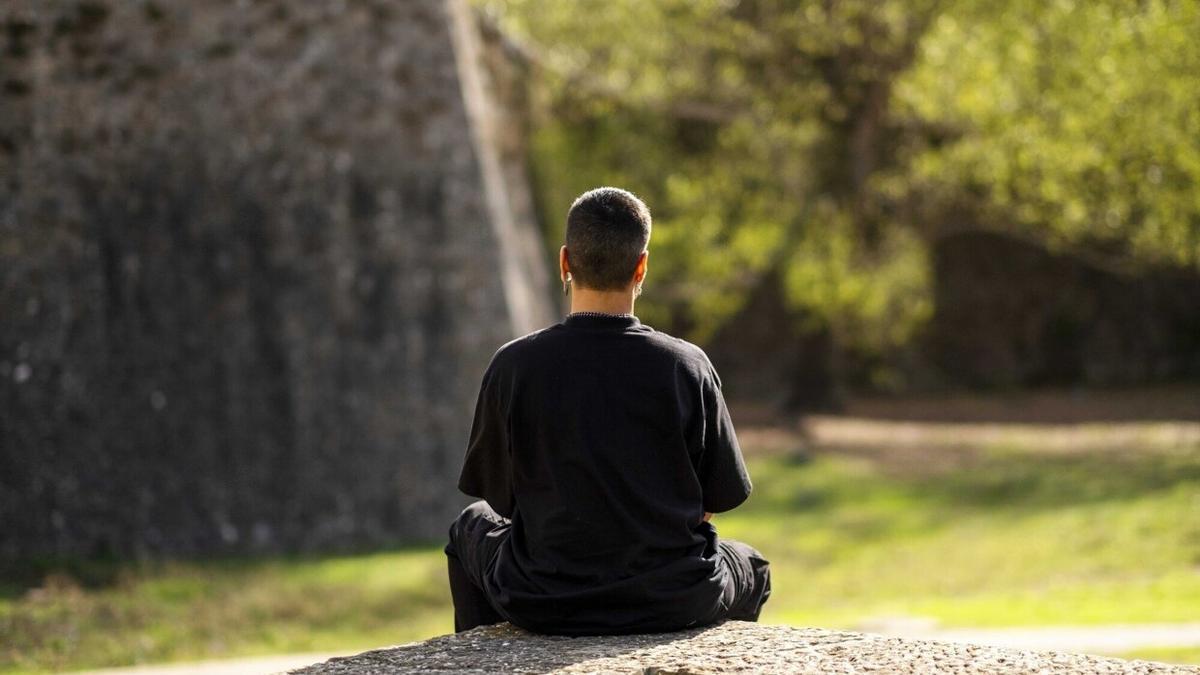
[290, 621, 1199, 674]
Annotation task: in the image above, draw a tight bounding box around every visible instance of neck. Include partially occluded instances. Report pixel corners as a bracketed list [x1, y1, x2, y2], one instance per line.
[569, 286, 636, 315]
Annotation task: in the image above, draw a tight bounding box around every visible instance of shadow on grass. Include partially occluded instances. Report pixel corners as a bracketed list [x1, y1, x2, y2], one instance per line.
[742, 446, 1200, 524]
[915, 451, 1200, 510]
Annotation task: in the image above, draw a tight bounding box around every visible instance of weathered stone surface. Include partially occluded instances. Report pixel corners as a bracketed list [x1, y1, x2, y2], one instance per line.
[291, 622, 1199, 674]
[0, 0, 553, 559]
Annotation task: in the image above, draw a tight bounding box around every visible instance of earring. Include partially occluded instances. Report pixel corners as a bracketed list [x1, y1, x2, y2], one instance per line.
[563, 274, 572, 296]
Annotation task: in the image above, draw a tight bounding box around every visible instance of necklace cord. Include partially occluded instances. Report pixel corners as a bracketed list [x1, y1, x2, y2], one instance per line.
[567, 311, 636, 319]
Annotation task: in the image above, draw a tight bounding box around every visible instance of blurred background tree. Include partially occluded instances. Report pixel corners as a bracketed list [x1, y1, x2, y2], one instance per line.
[894, 0, 1200, 268]
[477, 0, 1200, 403]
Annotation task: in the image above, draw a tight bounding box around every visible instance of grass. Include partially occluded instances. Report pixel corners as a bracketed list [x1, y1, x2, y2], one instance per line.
[3, 413, 1199, 671]
[0, 549, 452, 673]
[724, 448, 1200, 629]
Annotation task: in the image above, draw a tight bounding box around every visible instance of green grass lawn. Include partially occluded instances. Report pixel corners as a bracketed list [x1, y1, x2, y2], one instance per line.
[0, 548, 453, 673]
[3, 418, 1199, 672]
[726, 447, 1200, 629]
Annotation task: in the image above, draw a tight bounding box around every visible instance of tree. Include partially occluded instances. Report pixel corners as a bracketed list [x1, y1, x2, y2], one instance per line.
[477, 0, 1200, 391]
[890, 0, 1200, 270]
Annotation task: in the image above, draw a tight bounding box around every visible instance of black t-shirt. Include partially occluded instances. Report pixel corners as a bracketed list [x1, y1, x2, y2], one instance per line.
[457, 312, 752, 635]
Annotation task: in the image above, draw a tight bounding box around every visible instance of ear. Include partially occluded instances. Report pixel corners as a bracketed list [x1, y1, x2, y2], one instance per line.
[634, 250, 648, 283]
[559, 245, 570, 280]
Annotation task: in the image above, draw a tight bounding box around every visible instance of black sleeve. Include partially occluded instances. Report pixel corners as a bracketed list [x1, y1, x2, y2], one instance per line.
[456, 357, 516, 518]
[698, 361, 752, 513]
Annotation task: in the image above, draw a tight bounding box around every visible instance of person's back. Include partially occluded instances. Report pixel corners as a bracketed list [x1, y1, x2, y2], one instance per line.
[444, 187, 771, 636]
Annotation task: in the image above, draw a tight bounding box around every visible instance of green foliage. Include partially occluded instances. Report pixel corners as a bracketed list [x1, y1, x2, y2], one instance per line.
[894, 0, 1200, 267]
[479, 0, 1200, 376]
[783, 211, 932, 350]
[482, 0, 937, 349]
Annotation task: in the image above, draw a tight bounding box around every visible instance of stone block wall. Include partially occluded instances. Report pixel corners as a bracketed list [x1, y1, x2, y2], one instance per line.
[0, 0, 553, 559]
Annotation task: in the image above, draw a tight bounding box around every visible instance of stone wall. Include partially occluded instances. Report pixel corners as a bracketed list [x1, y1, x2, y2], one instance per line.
[0, 0, 554, 559]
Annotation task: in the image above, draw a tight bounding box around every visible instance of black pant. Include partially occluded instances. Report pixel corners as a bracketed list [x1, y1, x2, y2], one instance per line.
[444, 500, 772, 633]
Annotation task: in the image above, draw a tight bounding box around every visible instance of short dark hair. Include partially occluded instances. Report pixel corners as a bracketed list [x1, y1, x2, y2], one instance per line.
[565, 187, 652, 291]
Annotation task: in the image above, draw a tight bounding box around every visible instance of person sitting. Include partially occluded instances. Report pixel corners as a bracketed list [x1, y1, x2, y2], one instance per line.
[444, 186, 771, 636]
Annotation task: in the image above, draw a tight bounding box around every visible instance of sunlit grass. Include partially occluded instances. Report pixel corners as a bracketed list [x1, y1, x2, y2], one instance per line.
[721, 442, 1200, 630]
[0, 549, 451, 673]
[3, 421, 1199, 671]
